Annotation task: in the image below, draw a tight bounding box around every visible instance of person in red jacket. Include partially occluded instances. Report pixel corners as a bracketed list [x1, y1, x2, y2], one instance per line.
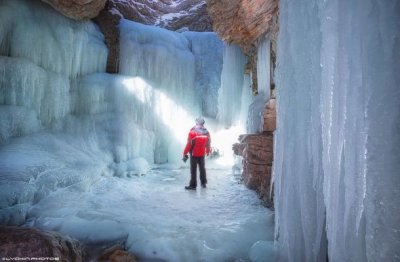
[183, 117, 211, 190]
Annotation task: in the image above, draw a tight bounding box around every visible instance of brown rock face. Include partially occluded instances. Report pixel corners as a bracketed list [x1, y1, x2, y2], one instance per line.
[99, 245, 138, 262]
[0, 226, 83, 261]
[206, 0, 278, 53]
[233, 98, 276, 207]
[93, 2, 121, 73]
[235, 133, 274, 207]
[41, 0, 107, 20]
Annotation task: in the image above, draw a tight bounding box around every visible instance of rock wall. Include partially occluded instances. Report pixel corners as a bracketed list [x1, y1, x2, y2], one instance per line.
[40, 0, 106, 20]
[233, 99, 276, 207]
[206, 0, 278, 53]
[93, 2, 121, 73]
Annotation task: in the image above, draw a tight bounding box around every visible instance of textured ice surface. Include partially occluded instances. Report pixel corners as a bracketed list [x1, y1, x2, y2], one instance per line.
[183, 32, 223, 118]
[274, 0, 400, 261]
[119, 20, 227, 163]
[0, 0, 107, 142]
[0, 0, 107, 78]
[0, 133, 112, 225]
[249, 241, 276, 262]
[28, 166, 274, 262]
[217, 44, 247, 128]
[257, 35, 271, 99]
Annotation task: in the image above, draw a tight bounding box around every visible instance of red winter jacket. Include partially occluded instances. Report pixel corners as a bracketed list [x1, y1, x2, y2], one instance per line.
[183, 125, 211, 157]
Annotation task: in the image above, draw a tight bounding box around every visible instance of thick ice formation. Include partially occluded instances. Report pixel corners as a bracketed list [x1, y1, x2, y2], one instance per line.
[0, 0, 107, 78]
[119, 20, 225, 163]
[273, 0, 400, 261]
[217, 44, 247, 128]
[257, 35, 271, 98]
[0, 0, 109, 225]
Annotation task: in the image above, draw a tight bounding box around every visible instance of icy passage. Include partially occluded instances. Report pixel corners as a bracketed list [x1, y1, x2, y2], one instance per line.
[27, 165, 274, 262]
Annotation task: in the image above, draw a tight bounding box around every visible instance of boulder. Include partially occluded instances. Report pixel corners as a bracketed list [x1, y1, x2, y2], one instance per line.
[0, 226, 83, 261]
[206, 0, 278, 53]
[99, 245, 137, 262]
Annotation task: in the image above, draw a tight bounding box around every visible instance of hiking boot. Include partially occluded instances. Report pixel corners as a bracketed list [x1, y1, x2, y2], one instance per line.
[201, 184, 206, 188]
[185, 186, 196, 190]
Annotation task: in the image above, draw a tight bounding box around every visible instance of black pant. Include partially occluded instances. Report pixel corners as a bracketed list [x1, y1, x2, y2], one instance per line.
[189, 156, 207, 187]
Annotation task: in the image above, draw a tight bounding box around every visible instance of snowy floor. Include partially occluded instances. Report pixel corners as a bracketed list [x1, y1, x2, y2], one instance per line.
[26, 163, 275, 261]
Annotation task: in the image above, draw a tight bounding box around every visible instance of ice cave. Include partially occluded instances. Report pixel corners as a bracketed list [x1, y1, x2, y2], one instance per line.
[0, 0, 399, 261]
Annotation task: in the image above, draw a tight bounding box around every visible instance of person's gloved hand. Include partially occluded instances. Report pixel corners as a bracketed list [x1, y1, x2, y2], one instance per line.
[182, 154, 189, 163]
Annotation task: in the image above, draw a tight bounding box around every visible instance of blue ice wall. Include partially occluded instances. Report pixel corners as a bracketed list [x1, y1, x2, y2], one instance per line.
[273, 0, 400, 261]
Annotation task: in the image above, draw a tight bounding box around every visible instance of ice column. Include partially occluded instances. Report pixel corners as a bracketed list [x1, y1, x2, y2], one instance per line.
[273, 0, 400, 261]
[246, 36, 271, 134]
[257, 35, 271, 99]
[273, 1, 326, 261]
[217, 44, 247, 128]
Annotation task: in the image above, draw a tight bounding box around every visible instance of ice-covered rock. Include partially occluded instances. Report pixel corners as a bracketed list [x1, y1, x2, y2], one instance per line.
[93, 0, 212, 73]
[107, 0, 212, 32]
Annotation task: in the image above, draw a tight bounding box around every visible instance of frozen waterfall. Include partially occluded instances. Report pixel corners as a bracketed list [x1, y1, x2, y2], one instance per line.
[273, 0, 400, 261]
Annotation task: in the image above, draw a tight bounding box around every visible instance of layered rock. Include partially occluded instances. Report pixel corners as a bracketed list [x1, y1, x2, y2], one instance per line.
[233, 99, 276, 207]
[234, 133, 274, 207]
[206, 0, 278, 53]
[0, 226, 83, 261]
[41, 0, 107, 20]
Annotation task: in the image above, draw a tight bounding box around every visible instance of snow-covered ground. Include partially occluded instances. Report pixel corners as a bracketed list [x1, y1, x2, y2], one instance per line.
[27, 164, 275, 262]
